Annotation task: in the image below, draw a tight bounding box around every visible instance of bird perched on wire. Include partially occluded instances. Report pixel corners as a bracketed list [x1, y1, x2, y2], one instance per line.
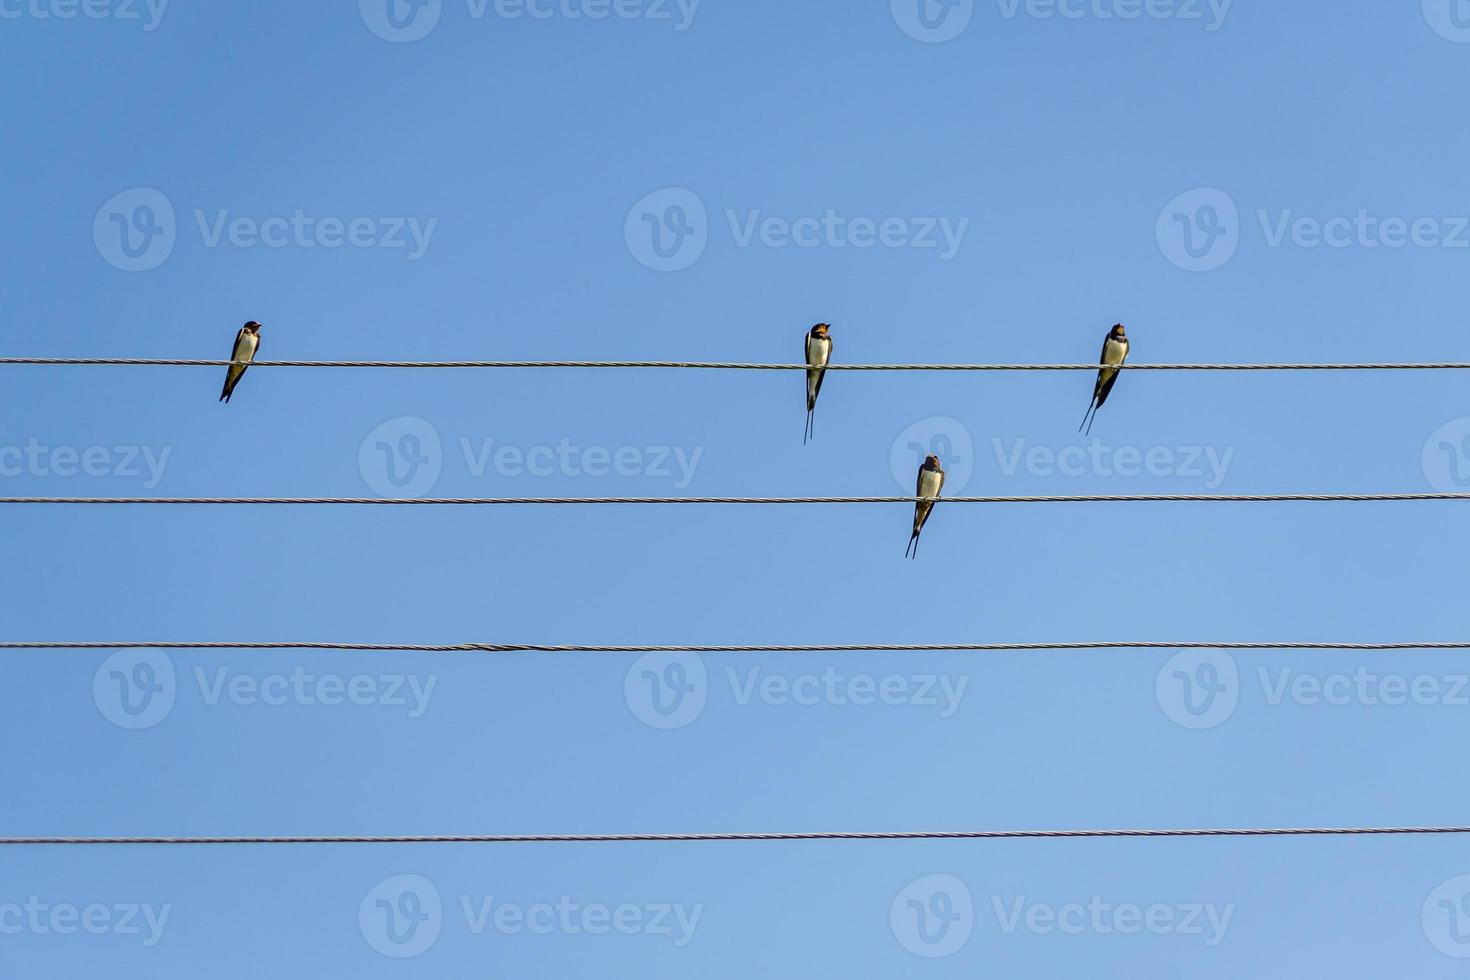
[905, 454, 945, 559]
[219, 321, 262, 404]
[1079, 323, 1129, 436]
[804, 323, 832, 444]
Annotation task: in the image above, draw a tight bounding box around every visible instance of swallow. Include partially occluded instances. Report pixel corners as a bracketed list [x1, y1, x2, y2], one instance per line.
[1079, 323, 1129, 437]
[219, 321, 262, 404]
[804, 323, 832, 444]
[905, 454, 945, 559]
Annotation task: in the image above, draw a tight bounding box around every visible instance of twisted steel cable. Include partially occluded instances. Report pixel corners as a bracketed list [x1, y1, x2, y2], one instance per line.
[5, 826, 1470, 846]
[4, 357, 1470, 371]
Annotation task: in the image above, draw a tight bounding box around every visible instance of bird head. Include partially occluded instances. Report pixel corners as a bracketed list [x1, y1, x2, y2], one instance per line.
[925, 454, 942, 469]
[243, 321, 262, 333]
[1111, 323, 1126, 338]
[811, 323, 831, 338]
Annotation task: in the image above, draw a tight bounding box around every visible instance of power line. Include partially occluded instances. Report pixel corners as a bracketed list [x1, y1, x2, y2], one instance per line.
[1, 493, 1467, 506]
[4, 826, 1469, 846]
[3, 357, 1470, 371]
[6, 640, 1470, 653]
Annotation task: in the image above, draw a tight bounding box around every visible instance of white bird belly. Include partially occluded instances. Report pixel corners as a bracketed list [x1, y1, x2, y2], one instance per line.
[235, 334, 258, 363]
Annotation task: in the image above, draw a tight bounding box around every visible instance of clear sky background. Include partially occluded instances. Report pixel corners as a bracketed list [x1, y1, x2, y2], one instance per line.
[3, 0, 1470, 976]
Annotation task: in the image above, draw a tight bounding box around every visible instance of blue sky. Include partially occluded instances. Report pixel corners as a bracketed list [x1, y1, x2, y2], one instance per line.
[3, 0, 1470, 976]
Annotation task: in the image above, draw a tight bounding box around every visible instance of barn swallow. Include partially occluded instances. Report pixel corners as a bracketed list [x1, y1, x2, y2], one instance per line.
[1079, 323, 1129, 436]
[219, 321, 262, 404]
[804, 323, 832, 444]
[905, 454, 946, 559]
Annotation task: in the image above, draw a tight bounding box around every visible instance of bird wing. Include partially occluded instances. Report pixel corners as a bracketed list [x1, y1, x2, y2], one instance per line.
[229, 328, 247, 361]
